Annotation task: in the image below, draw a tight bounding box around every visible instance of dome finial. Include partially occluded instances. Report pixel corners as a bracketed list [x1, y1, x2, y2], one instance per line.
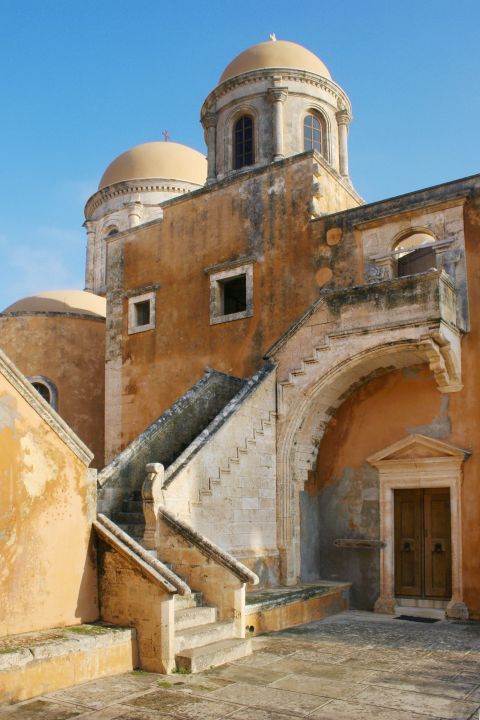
[269, 32, 277, 41]
[162, 129, 171, 142]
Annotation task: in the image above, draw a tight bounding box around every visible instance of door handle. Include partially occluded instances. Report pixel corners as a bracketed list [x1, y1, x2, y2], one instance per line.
[403, 542, 412, 552]
[434, 542, 444, 553]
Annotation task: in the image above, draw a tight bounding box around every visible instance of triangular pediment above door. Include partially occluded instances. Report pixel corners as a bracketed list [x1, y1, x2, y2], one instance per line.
[367, 434, 470, 467]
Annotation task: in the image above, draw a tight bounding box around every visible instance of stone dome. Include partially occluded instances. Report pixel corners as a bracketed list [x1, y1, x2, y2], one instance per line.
[98, 141, 207, 190]
[3, 290, 106, 318]
[219, 40, 331, 83]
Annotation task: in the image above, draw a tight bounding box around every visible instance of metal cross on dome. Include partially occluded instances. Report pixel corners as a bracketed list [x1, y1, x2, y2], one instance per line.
[269, 33, 277, 41]
[162, 130, 171, 142]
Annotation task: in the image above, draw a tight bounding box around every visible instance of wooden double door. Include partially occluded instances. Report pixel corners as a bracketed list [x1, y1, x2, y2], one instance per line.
[394, 488, 452, 599]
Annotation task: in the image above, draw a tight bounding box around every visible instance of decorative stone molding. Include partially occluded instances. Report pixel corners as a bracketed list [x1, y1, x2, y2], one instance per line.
[367, 435, 470, 620]
[142, 463, 164, 550]
[202, 68, 352, 117]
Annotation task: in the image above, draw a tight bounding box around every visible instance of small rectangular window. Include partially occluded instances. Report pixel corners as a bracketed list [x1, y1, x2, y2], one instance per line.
[128, 291, 156, 334]
[209, 263, 253, 325]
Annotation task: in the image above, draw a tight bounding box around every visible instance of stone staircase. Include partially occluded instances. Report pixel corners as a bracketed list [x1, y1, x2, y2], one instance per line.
[174, 592, 251, 672]
[111, 492, 144, 541]
[111, 503, 252, 673]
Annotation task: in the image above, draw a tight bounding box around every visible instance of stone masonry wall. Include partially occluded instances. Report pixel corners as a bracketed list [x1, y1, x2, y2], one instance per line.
[163, 369, 278, 586]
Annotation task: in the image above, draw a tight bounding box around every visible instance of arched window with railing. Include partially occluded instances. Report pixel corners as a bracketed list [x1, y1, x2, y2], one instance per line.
[233, 115, 254, 170]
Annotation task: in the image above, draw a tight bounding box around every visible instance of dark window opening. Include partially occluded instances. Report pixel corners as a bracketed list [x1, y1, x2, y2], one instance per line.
[32, 382, 52, 405]
[234, 116, 254, 170]
[221, 275, 247, 315]
[134, 300, 151, 326]
[107, 227, 119, 237]
[398, 246, 436, 277]
[304, 114, 322, 153]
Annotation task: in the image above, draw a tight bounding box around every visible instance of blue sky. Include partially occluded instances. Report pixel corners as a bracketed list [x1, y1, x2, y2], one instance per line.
[0, 0, 478, 309]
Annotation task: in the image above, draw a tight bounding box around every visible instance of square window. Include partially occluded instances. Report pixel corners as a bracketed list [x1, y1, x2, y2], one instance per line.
[209, 263, 253, 325]
[128, 291, 156, 334]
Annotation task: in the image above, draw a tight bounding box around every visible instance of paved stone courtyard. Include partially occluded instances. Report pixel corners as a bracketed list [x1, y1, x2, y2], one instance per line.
[2, 611, 480, 720]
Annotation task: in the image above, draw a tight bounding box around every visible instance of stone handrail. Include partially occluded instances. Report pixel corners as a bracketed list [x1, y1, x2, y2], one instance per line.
[95, 513, 190, 595]
[157, 505, 259, 586]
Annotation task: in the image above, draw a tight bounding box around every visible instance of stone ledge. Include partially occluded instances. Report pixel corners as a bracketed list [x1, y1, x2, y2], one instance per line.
[0, 623, 137, 704]
[245, 582, 350, 636]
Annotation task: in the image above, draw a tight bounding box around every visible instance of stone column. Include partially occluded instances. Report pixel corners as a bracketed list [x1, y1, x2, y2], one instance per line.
[268, 87, 288, 161]
[336, 109, 351, 178]
[204, 113, 217, 184]
[83, 220, 96, 291]
[126, 200, 143, 228]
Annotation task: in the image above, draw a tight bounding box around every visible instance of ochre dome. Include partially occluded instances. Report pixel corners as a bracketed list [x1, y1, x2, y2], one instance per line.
[98, 141, 207, 190]
[3, 290, 106, 318]
[219, 40, 331, 83]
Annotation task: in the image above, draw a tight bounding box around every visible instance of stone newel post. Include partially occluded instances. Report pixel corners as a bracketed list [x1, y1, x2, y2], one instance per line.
[268, 87, 288, 161]
[142, 462, 164, 551]
[336, 109, 351, 178]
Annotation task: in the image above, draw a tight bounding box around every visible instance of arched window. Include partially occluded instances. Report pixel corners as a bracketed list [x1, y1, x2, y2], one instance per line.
[106, 226, 119, 237]
[28, 376, 58, 410]
[304, 113, 323, 154]
[395, 232, 437, 277]
[234, 115, 254, 170]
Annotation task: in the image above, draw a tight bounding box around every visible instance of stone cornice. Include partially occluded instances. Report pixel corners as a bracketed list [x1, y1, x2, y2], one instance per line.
[0, 348, 93, 465]
[85, 178, 204, 218]
[201, 67, 352, 119]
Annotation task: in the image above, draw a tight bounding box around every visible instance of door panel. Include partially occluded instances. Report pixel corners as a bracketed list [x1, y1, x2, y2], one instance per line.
[394, 488, 451, 600]
[424, 489, 452, 598]
[394, 490, 423, 597]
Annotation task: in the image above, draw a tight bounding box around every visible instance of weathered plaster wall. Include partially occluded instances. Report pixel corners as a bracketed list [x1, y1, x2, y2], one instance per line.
[105, 152, 360, 456]
[0, 315, 105, 467]
[0, 363, 98, 637]
[304, 365, 451, 609]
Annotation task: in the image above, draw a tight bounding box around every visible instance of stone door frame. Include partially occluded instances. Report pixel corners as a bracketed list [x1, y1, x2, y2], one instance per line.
[368, 434, 469, 620]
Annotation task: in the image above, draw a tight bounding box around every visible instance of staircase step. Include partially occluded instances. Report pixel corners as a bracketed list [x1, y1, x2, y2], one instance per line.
[122, 499, 143, 513]
[175, 621, 235, 653]
[175, 606, 217, 631]
[112, 512, 144, 524]
[175, 637, 252, 673]
[174, 592, 203, 610]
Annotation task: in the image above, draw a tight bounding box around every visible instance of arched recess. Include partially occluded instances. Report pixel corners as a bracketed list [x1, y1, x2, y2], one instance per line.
[275, 338, 462, 586]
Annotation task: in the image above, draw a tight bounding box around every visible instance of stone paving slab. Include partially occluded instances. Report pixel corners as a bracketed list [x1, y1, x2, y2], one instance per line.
[2, 611, 480, 720]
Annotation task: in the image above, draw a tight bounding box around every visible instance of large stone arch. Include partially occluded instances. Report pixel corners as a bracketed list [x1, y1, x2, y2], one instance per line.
[269, 271, 463, 584]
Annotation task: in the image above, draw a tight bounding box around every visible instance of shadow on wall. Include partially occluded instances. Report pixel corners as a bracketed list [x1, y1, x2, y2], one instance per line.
[300, 464, 380, 611]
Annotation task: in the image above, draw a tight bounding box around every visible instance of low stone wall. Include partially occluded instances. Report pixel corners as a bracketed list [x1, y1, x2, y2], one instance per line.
[0, 625, 136, 705]
[245, 583, 350, 636]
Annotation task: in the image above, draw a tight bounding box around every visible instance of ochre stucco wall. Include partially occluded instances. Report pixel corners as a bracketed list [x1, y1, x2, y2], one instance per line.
[0, 370, 98, 637]
[110, 154, 360, 449]
[0, 315, 105, 466]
